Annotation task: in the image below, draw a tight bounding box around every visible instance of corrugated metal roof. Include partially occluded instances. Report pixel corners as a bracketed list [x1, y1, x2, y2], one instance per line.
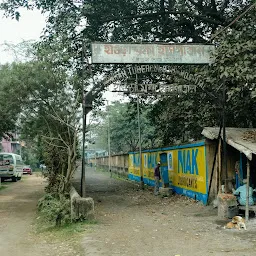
[202, 127, 256, 160]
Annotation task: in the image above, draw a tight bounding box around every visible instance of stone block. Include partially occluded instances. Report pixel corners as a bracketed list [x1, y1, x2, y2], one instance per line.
[159, 187, 173, 197]
[70, 186, 95, 221]
[217, 193, 237, 219]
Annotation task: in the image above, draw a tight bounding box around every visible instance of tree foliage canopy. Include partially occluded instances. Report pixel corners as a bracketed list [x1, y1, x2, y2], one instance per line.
[0, 0, 255, 153]
[1, 0, 252, 43]
[0, 43, 82, 193]
[91, 99, 160, 153]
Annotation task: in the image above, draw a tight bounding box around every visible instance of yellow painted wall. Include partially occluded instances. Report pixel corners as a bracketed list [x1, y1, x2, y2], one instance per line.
[129, 151, 161, 181]
[169, 145, 207, 194]
[128, 142, 208, 202]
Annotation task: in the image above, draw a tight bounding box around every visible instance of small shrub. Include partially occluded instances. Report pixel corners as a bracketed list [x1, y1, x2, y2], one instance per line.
[38, 193, 71, 226]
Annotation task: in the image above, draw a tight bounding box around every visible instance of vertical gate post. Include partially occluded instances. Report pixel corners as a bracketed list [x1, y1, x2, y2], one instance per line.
[246, 159, 250, 221]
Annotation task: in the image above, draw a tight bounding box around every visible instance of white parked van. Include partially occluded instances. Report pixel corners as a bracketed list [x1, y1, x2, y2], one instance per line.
[0, 153, 24, 182]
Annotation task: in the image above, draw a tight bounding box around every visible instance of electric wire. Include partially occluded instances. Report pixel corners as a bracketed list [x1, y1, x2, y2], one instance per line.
[211, 2, 256, 41]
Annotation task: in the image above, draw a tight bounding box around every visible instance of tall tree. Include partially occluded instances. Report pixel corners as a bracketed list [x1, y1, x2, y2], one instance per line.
[2, 0, 251, 43]
[150, 6, 256, 144]
[92, 100, 160, 153]
[0, 51, 82, 193]
[1, 0, 255, 149]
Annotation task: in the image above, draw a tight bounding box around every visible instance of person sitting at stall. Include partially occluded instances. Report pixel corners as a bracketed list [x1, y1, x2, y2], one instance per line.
[232, 179, 254, 206]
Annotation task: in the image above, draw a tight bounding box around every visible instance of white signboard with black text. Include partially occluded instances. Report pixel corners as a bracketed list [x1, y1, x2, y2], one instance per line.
[91, 43, 215, 64]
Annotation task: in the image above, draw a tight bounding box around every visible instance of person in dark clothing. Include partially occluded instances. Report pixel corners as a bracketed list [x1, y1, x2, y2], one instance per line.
[154, 162, 161, 195]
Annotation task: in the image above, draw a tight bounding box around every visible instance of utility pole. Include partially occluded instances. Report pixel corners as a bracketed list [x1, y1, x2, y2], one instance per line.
[107, 101, 112, 177]
[94, 148, 97, 171]
[81, 44, 86, 198]
[80, 44, 93, 197]
[81, 93, 87, 197]
[81, 90, 93, 197]
[222, 82, 228, 192]
[136, 74, 144, 189]
[246, 159, 250, 221]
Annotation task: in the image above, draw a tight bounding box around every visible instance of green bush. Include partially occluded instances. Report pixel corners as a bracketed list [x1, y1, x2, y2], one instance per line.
[38, 193, 71, 226]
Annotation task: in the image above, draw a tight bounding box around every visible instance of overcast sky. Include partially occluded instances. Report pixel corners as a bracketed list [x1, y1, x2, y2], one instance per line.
[0, 7, 46, 64]
[0, 5, 123, 103]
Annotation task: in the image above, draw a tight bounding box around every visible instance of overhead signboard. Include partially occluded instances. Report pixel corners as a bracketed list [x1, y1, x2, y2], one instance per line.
[111, 83, 197, 94]
[102, 64, 204, 88]
[91, 43, 215, 64]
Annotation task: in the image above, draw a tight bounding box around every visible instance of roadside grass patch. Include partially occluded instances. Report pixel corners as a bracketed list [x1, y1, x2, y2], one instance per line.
[35, 216, 97, 237]
[32, 213, 98, 255]
[35, 193, 98, 242]
[95, 167, 141, 191]
[96, 167, 109, 174]
[96, 167, 128, 181]
[0, 180, 11, 190]
[0, 185, 7, 191]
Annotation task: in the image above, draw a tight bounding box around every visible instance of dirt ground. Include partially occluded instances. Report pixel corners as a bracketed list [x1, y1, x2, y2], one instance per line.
[74, 168, 256, 256]
[1, 169, 256, 256]
[0, 175, 81, 256]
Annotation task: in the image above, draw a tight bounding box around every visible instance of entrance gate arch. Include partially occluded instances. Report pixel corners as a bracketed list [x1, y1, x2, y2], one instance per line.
[101, 64, 204, 95]
[81, 42, 226, 207]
